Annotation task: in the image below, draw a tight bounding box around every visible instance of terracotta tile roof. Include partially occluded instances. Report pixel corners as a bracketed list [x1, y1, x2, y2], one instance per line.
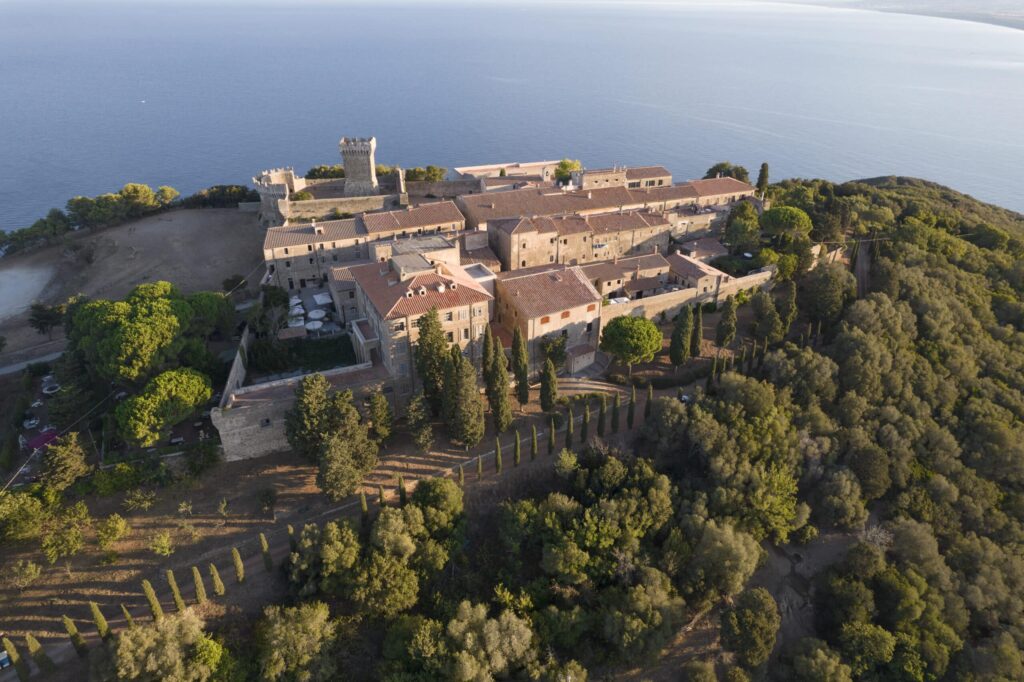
[264, 218, 364, 249]
[689, 177, 756, 197]
[459, 186, 640, 224]
[350, 261, 492, 321]
[495, 210, 668, 238]
[624, 276, 665, 293]
[587, 210, 669, 234]
[679, 236, 729, 259]
[667, 252, 729, 281]
[360, 201, 466, 234]
[498, 266, 601, 319]
[625, 165, 672, 181]
[491, 216, 557, 236]
[581, 254, 670, 282]
[550, 215, 591, 236]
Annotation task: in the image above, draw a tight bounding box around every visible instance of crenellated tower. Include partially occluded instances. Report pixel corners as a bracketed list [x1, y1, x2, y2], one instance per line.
[340, 136, 379, 196]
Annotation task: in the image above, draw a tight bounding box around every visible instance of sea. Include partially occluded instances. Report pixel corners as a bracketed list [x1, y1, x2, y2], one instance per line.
[1, 0, 1023, 232]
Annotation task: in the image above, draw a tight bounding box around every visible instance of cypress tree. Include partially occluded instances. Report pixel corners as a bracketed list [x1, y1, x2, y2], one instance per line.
[690, 305, 703, 357]
[779, 279, 798, 334]
[397, 475, 407, 506]
[192, 566, 207, 605]
[540, 358, 558, 412]
[413, 307, 448, 415]
[716, 296, 737, 347]
[739, 345, 747, 373]
[581, 401, 590, 444]
[495, 437, 503, 474]
[209, 563, 225, 596]
[597, 394, 607, 437]
[477, 454, 483, 480]
[511, 326, 530, 407]
[565, 407, 574, 449]
[166, 569, 186, 612]
[645, 384, 653, 420]
[442, 346, 462, 425]
[756, 161, 770, 195]
[489, 348, 513, 434]
[26, 634, 55, 675]
[141, 579, 163, 621]
[548, 417, 556, 455]
[63, 615, 88, 657]
[120, 604, 135, 628]
[260, 533, 273, 572]
[669, 306, 692, 370]
[627, 386, 636, 430]
[482, 323, 495, 388]
[458, 464, 465, 486]
[90, 600, 110, 640]
[612, 392, 621, 433]
[451, 353, 485, 448]
[711, 354, 718, 378]
[2, 637, 28, 682]
[287, 524, 297, 552]
[530, 424, 538, 461]
[231, 547, 245, 584]
[359, 491, 368, 517]
[514, 430, 521, 467]
[378, 484, 386, 507]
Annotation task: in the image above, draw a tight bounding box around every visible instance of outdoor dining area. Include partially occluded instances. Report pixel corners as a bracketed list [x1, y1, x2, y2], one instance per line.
[286, 290, 343, 337]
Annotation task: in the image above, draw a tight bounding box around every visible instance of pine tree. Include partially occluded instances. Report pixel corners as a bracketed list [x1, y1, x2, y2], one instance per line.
[581, 401, 590, 444]
[514, 430, 521, 467]
[287, 524, 297, 552]
[548, 417, 557, 455]
[3, 637, 29, 682]
[231, 547, 245, 584]
[612, 392, 621, 433]
[192, 566, 207, 605]
[627, 386, 636, 429]
[367, 391, 393, 443]
[716, 296, 737, 347]
[690, 305, 703, 357]
[489, 347, 513, 434]
[458, 464, 465, 486]
[511, 326, 530, 407]
[25, 634, 55, 675]
[645, 384, 654, 420]
[397, 475, 407, 506]
[756, 162, 770, 196]
[142, 579, 163, 621]
[63, 615, 88, 657]
[597, 394, 607, 437]
[90, 600, 110, 640]
[565, 407, 574, 450]
[260, 533, 273, 572]
[209, 563, 225, 597]
[450, 352, 485, 448]
[407, 390, 434, 454]
[414, 307, 449, 415]
[120, 604, 135, 628]
[530, 424, 538, 461]
[495, 437, 503, 474]
[670, 306, 692, 370]
[540, 358, 558, 412]
[166, 569, 186, 612]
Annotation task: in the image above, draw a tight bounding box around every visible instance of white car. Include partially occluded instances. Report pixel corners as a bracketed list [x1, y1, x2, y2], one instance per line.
[31, 399, 43, 408]
[742, 252, 754, 260]
[22, 417, 39, 429]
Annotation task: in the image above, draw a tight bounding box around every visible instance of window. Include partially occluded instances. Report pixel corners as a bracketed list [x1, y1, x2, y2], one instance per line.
[285, 260, 291, 268]
[549, 255, 555, 262]
[587, 303, 596, 312]
[540, 315, 550, 324]
[587, 321, 594, 333]
[260, 418, 271, 428]
[561, 311, 570, 319]
[269, 265, 275, 273]
[522, 242, 527, 249]
[412, 317, 420, 328]
[475, 324, 484, 336]
[550, 238, 556, 244]
[309, 258, 314, 265]
[348, 291, 355, 299]
[332, 242, 336, 248]
[284, 247, 290, 255]
[307, 244, 313, 252]
[521, 260, 526, 267]
[393, 321, 406, 332]
[445, 331, 454, 342]
[459, 309, 468, 320]
[563, 239, 568, 245]
[444, 312, 453, 322]
[462, 328, 470, 340]
[318, 243, 324, 250]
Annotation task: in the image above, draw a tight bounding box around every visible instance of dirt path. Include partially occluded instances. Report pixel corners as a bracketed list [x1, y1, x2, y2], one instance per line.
[1, 380, 651, 681]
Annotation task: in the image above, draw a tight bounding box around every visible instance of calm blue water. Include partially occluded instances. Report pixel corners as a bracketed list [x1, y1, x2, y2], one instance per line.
[1, 0, 1023, 231]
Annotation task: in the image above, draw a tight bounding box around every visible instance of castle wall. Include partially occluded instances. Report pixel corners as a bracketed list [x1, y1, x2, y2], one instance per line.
[406, 179, 485, 198]
[284, 194, 405, 221]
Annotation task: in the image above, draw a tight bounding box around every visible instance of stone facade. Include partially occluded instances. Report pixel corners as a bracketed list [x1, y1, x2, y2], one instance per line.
[340, 137, 379, 196]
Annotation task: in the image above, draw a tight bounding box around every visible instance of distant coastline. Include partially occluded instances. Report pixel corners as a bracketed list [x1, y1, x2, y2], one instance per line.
[778, 0, 1024, 31]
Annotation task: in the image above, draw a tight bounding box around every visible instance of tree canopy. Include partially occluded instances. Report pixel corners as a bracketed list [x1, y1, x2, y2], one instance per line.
[600, 316, 661, 373]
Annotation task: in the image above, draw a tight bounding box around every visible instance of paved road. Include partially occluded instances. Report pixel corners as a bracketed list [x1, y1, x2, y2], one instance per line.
[0, 351, 63, 376]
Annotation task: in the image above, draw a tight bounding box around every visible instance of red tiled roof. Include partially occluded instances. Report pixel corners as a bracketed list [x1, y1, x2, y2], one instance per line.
[624, 276, 665, 293]
[497, 266, 601, 319]
[689, 177, 756, 197]
[625, 166, 672, 181]
[581, 254, 670, 283]
[350, 262, 492, 321]
[667, 252, 729, 281]
[264, 218, 364, 249]
[360, 201, 466, 234]
[587, 209, 669, 234]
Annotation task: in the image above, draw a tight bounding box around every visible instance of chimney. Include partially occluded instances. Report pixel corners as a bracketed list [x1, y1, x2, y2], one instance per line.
[587, 191, 592, 199]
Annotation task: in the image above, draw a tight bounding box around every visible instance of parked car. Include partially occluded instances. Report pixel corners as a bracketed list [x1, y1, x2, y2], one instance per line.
[41, 375, 55, 384]
[169, 436, 185, 446]
[677, 391, 694, 404]
[114, 391, 129, 401]
[22, 417, 39, 429]
[0, 633, 11, 669]
[31, 399, 43, 408]
[742, 252, 754, 260]
[42, 384, 62, 396]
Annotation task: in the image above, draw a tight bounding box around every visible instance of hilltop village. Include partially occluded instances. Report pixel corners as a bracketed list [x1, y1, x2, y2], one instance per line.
[214, 137, 771, 458]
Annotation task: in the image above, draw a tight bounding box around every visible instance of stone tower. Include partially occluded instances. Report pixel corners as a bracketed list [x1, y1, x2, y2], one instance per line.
[339, 136, 379, 196]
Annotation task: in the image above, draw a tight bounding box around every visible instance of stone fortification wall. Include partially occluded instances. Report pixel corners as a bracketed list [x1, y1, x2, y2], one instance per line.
[211, 361, 384, 461]
[599, 268, 774, 330]
[283, 194, 406, 221]
[219, 326, 253, 408]
[406, 179, 484, 198]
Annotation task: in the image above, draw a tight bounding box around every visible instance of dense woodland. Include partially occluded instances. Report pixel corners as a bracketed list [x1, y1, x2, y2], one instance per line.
[3, 176, 1024, 681]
